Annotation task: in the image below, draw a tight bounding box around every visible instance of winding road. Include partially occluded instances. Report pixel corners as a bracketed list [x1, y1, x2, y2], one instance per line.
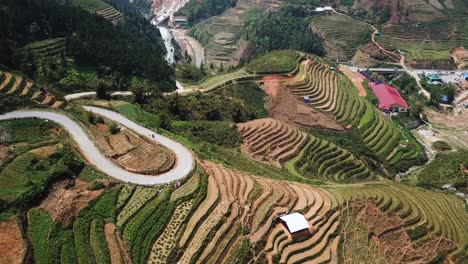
[0, 106, 195, 185]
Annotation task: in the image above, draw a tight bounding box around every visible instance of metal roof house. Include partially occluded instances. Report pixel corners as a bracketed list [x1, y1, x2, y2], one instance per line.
[314, 6, 334, 12]
[280, 213, 310, 234]
[463, 73, 468, 81]
[428, 74, 442, 83]
[369, 82, 409, 112]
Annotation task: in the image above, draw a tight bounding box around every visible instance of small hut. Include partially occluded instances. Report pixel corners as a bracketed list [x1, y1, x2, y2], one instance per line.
[279, 213, 311, 238]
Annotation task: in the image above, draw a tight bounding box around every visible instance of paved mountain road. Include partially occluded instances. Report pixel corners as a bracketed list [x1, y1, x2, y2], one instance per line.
[0, 106, 195, 185]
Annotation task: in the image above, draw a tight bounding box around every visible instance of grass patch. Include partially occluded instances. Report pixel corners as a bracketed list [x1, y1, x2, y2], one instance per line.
[79, 166, 105, 182]
[28, 208, 77, 264]
[71, 0, 110, 12]
[412, 150, 468, 192]
[213, 81, 267, 118]
[0, 147, 82, 206]
[246, 50, 301, 74]
[184, 68, 254, 92]
[0, 119, 56, 144]
[170, 121, 239, 147]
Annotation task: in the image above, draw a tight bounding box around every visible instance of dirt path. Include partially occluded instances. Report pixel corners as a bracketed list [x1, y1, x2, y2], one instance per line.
[339, 65, 366, 96]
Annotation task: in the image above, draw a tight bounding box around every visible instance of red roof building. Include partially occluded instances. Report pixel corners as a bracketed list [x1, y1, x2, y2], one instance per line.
[369, 82, 409, 112]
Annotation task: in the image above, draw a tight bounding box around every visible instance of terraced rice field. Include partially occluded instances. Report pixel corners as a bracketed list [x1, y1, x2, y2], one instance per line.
[377, 17, 468, 63]
[18, 160, 468, 264]
[325, 183, 468, 262]
[174, 161, 338, 264]
[283, 57, 423, 165]
[310, 14, 372, 60]
[94, 127, 176, 175]
[0, 71, 65, 109]
[23, 38, 66, 59]
[238, 118, 371, 182]
[237, 118, 307, 168]
[190, 12, 243, 67]
[96, 7, 124, 25]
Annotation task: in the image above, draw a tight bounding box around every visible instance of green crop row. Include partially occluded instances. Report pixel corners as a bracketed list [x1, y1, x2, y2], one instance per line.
[122, 188, 172, 263]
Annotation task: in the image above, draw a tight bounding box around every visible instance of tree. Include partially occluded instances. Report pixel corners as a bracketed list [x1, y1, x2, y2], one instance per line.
[107, 121, 120, 134]
[96, 82, 110, 100]
[86, 111, 96, 124]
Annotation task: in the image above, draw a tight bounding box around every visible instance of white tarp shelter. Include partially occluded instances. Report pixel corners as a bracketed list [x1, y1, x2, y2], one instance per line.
[279, 213, 309, 233]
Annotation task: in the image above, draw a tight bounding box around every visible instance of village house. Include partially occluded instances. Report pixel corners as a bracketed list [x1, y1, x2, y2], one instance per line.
[369, 82, 409, 112]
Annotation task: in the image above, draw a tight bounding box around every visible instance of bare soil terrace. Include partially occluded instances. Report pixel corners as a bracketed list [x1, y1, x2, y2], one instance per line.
[0, 218, 25, 264]
[38, 179, 105, 225]
[266, 82, 344, 131]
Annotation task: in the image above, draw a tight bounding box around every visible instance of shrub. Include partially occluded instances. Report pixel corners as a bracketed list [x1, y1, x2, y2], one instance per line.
[107, 121, 120, 134]
[95, 116, 104, 124]
[406, 225, 428, 240]
[432, 141, 451, 152]
[170, 121, 239, 147]
[87, 181, 105, 191]
[415, 150, 468, 191]
[96, 82, 110, 100]
[86, 111, 96, 124]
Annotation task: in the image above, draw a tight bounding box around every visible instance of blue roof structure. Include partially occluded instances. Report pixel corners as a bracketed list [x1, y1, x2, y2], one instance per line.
[429, 74, 442, 82]
[463, 73, 468, 80]
[441, 95, 448, 103]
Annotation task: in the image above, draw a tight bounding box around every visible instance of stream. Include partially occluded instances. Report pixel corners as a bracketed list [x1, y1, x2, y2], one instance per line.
[150, 0, 190, 64]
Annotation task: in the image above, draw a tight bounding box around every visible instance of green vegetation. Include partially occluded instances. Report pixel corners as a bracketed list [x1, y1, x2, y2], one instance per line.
[2, 0, 174, 92]
[0, 147, 82, 206]
[87, 181, 105, 191]
[171, 121, 239, 147]
[377, 18, 468, 64]
[0, 119, 55, 143]
[292, 135, 372, 182]
[28, 208, 76, 264]
[175, 63, 206, 84]
[412, 150, 467, 192]
[185, 69, 254, 92]
[326, 183, 468, 258]
[70, 0, 110, 11]
[122, 188, 173, 263]
[107, 121, 120, 135]
[407, 225, 429, 241]
[246, 6, 324, 57]
[285, 56, 426, 174]
[432, 141, 452, 152]
[73, 189, 118, 263]
[23, 38, 66, 59]
[246, 50, 301, 74]
[78, 166, 105, 182]
[310, 14, 372, 59]
[110, 103, 318, 184]
[90, 217, 111, 264]
[133, 90, 259, 125]
[176, 0, 237, 25]
[213, 81, 267, 118]
[423, 81, 457, 106]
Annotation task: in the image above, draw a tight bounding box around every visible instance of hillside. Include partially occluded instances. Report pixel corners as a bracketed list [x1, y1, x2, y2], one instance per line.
[0, 0, 467, 262]
[0, 0, 175, 95]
